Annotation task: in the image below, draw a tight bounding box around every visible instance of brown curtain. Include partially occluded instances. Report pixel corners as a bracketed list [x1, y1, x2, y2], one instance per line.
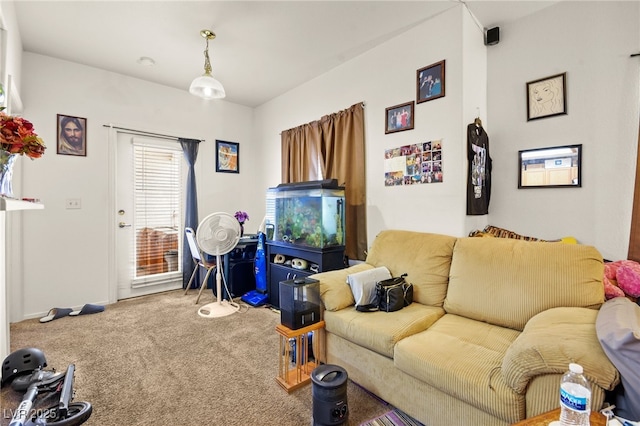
[281, 121, 322, 182]
[628, 116, 640, 261]
[280, 102, 367, 260]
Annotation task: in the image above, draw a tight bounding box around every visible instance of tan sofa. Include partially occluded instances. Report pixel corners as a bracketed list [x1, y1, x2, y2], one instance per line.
[311, 230, 620, 425]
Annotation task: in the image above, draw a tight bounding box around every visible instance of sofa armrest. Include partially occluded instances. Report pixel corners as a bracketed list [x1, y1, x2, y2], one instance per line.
[311, 263, 373, 311]
[502, 307, 620, 394]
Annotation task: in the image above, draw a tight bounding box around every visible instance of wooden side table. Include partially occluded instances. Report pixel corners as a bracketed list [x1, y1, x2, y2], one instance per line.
[276, 320, 325, 393]
[511, 407, 607, 425]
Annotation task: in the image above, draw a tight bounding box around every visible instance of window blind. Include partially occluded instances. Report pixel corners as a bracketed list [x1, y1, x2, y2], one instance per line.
[133, 142, 182, 283]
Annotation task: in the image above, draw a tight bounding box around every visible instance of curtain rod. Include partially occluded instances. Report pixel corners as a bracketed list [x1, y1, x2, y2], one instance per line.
[102, 124, 205, 142]
[279, 101, 365, 135]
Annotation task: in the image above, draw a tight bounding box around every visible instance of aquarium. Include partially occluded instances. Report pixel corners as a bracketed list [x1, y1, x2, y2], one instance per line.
[266, 179, 345, 249]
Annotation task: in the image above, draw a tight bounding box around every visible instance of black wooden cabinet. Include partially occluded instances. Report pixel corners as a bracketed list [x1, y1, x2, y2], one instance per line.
[266, 241, 345, 309]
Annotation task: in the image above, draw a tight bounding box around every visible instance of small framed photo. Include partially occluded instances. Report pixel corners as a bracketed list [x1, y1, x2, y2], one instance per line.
[57, 114, 87, 156]
[417, 60, 445, 104]
[385, 101, 414, 134]
[216, 140, 239, 173]
[526, 72, 567, 121]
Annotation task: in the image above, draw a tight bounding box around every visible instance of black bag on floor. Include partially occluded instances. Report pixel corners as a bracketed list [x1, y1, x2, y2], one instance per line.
[376, 274, 413, 312]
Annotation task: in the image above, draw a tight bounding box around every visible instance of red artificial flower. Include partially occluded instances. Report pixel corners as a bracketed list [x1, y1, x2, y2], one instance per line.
[0, 112, 46, 159]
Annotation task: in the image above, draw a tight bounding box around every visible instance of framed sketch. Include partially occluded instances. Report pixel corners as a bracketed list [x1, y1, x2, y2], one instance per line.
[526, 72, 567, 121]
[417, 60, 445, 104]
[518, 144, 581, 188]
[216, 140, 239, 173]
[57, 114, 87, 156]
[385, 101, 414, 134]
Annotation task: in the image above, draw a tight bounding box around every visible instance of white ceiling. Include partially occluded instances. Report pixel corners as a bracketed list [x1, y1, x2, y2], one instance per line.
[12, 1, 558, 108]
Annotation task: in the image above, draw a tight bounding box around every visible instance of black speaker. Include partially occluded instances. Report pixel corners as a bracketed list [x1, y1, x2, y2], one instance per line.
[227, 259, 256, 297]
[211, 260, 257, 299]
[311, 365, 349, 426]
[485, 27, 500, 46]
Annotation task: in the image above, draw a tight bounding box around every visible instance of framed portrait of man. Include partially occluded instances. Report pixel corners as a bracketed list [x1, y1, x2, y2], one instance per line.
[57, 114, 87, 156]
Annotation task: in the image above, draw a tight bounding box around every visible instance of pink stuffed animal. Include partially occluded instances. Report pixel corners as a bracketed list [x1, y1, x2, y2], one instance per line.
[617, 261, 640, 298]
[603, 276, 625, 299]
[604, 259, 640, 300]
[604, 259, 638, 280]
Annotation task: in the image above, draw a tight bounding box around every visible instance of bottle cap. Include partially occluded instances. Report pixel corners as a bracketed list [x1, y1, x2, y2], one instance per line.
[569, 363, 583, 374]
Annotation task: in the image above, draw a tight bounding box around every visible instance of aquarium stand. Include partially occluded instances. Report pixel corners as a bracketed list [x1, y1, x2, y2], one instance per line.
[266, 242, 345, 309]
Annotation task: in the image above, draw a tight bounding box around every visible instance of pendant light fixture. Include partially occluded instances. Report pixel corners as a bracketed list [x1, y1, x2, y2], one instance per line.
[189, 29, 226, 100]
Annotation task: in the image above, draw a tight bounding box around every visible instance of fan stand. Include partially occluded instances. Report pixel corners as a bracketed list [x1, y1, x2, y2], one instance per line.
[198, 254, 240, 318]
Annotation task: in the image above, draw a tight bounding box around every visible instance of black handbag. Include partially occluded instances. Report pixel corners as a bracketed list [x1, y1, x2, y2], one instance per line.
[376, 273, 413, 312]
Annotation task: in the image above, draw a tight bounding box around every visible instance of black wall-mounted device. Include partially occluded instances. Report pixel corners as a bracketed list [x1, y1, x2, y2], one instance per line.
[485, 27, 500, 46]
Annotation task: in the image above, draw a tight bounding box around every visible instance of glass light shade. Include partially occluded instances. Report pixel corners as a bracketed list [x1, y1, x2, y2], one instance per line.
[189, 73, 226, 100]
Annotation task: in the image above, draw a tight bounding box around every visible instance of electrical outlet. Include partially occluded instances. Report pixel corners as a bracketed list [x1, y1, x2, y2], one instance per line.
[65, 198, 81, 209]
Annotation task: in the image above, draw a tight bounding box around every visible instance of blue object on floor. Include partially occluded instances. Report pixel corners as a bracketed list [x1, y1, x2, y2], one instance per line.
[69, 304, 105, 316]
[39, 307, 73, 323]
[241, 290, 268, 307]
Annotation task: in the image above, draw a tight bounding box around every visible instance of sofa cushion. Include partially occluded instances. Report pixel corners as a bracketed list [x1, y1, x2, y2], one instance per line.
[444, 237, 604, 330]
[502, 307, 619, 394]
[394, 314, 523, 423]
[324, 303, 444, 358]
[365, 230, 456, 307]
[314, 263, 373, 311]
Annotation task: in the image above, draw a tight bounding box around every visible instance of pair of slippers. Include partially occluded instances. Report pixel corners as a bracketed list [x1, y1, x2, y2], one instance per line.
[39, 304, 105, 323]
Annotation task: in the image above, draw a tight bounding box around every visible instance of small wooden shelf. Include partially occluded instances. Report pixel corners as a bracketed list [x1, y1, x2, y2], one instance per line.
[275, 321, 325, 393]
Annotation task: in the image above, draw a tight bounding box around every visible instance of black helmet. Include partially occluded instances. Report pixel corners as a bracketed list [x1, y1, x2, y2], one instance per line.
[1, 347, 47, 387]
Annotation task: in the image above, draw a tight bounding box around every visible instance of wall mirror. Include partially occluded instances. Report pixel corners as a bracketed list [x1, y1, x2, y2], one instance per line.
[518, 144, 582, 188]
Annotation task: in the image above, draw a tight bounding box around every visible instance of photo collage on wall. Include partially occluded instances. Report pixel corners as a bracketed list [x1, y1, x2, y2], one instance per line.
[384, 139, 443, 186]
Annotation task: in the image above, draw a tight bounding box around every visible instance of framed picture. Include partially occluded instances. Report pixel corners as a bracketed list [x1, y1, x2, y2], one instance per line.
[526, 72, 567, 121]
[57, 114, 87, 156]
[416, 60, 445, 104]
[518, 144, 581, 188]
[385, 101, 414, 134]
[216, 140, 239, 173]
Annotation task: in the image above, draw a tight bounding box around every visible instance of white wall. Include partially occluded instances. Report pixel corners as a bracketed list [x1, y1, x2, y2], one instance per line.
[16, 53, 260, 318]
[255, 6, 477, 245]
[487, 1, 640, 260]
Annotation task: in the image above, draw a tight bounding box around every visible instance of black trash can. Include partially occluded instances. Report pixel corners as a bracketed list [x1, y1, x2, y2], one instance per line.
[311, 364, 348, 426]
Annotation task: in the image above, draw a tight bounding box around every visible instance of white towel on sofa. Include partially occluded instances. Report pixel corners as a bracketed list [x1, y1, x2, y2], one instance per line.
[347, 266, 391, 308]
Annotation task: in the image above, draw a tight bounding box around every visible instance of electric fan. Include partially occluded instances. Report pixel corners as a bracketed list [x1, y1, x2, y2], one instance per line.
[195, 212, 242, 318]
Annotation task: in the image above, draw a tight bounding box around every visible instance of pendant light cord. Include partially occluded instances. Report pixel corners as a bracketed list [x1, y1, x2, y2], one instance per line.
[203, 37, 212, 75]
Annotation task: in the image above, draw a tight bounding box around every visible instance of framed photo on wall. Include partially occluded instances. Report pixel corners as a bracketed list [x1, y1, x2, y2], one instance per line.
[417, 60, 445, 104]
[385, 101, 414, 134]
[216, 140, 239, 173]
[526, 72, 567, 121]
[57, 114, 87, 156]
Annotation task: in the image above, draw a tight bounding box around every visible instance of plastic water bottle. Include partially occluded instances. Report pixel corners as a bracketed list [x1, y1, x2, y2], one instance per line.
[559, 363, 591, 426]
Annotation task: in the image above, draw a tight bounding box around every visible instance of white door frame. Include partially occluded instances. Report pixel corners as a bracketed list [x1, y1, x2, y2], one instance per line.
[107, 125, 185, 303]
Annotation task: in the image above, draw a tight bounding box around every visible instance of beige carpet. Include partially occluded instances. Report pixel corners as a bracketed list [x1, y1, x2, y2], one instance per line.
[1, 290, 391, 425]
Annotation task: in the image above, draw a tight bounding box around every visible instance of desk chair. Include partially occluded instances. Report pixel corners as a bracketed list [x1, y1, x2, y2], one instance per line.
[183, 227, 217, 304]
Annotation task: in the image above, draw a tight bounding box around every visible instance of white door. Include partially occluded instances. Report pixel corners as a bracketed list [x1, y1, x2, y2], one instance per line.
[116, 132, 184, 300]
